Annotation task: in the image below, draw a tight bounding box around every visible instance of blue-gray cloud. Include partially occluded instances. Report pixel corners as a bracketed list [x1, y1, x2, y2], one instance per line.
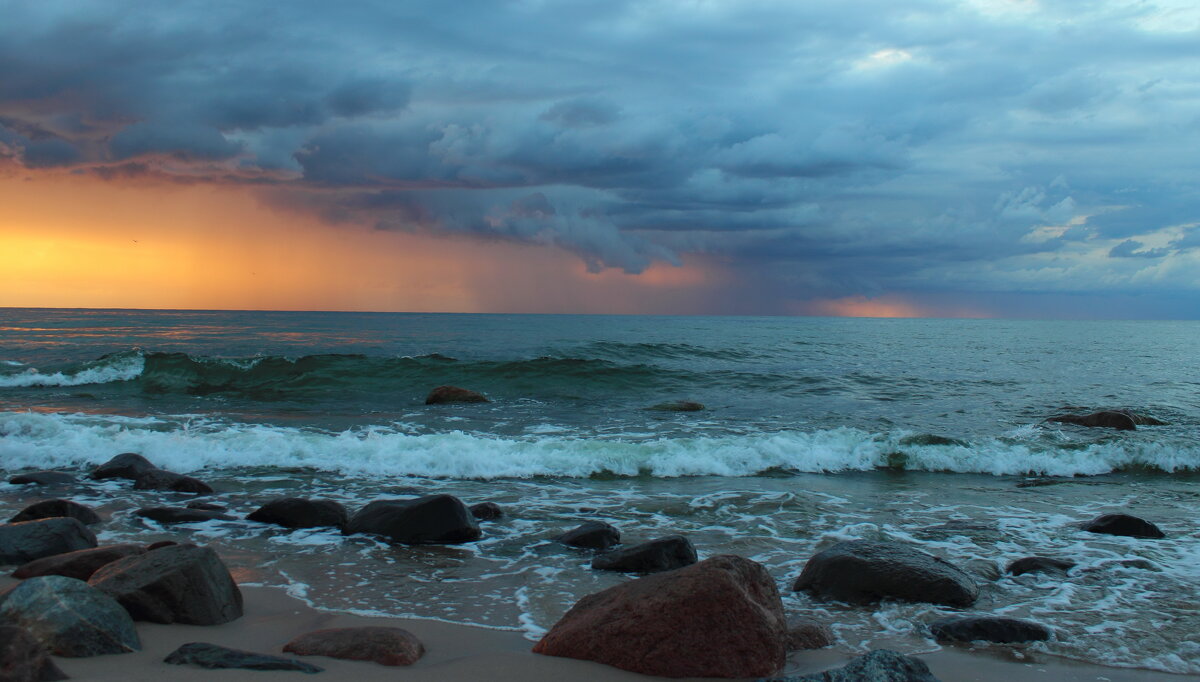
[1, 0, 1199, 311]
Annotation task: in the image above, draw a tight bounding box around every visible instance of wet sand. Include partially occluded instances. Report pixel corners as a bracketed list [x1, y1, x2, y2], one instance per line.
[7, 576, 1189, 682]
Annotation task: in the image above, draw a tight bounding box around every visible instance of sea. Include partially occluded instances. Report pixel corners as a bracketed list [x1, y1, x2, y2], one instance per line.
[1, 308, 1198, 675]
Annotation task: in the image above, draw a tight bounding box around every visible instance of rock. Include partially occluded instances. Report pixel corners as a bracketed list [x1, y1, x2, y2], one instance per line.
[1082, 513, 1164, 539]
[12, 544, 147, 581]
[164, 642, 322, 673]
[648, 400, 705, 412]
[786, 616, 834, 650]
[533, 555, 786, 678]
[0, 576, 140, 657]
[247, 498, 348, 530]
[89, 544, 243, 625]
[1047, 411, 1136, 431]
[0, 518, 98, 565]
[1113, 409, 1168, 426]
[8, 471, 75, 487]
[557, 521, 620, 550]
[468, 502, 503, 521]
[1006, 556, 1075, 577]
[344, 495, 481, 544]
[135, 507, 235, 524]
[283, 626, 425, 666]
[0, 625, 69, 681]
[897, 434, 967, 447]
[89, 453, 157, 481]
[771, 649, 940, 682]
[186, 501, 226, 511]
[424, 385, 489, 404]
[930, 616, 1051, 644]
[592, 535, 697, 573]
[10, 500, 101, 525]
[792, 540, 978, 607]
[132, 470, 213, 495]
[145, 541, 178, 551]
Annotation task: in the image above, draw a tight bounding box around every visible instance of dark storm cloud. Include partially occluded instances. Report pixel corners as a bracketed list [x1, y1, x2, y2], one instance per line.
[2, 0, 1199, 310]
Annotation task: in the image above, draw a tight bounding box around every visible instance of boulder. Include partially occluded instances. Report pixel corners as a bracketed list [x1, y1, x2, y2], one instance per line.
[186, 501, 226, 511]
[786, 616, 834, 651]
[283, 626, 425, 666]
[1006, 556, 1075, 577]
[930, 616, 1051, 644]
[0, 518, 98, 565]
[12, 544, 147, 581]
[10, 500, 101, 525]
[1047, 411, 1136, 431]
[145, 540, 179, 551]
[533, 555, 786, 678]
[344, 495, 481, 544]
[0, 626, 69, 682]
[132, 470, 213, 494]
[648, 400, 705, 412]
[557, 521, 620, 550]
[771, 649, 940, 682]
[0, 576, 140, 657]
[8, 471, 75, 487]
[1081, 513, 1165, 539]
[247, 498, 348, 530]
[424, 385, 489, 404]
[89, 453, 157, 481]
[592, 535, 697, 573]
[88, 544, 243, 625]
[792, 540, 978, 607]
[468, 502, 503, 521]
[135, 507, 235, 524]
[165, 642, 322, 673]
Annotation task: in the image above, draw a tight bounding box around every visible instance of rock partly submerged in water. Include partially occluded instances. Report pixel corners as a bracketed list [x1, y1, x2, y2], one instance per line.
[930, 616, 1052, 644]
[648, 400, 705, 412]
[556, 521, 621, 550]
[793, 540, 978, 607]
[424, 385, 489, 404]
[89, 453, 158, 481]
[344, 494, 481, 544]
[0, 625, 69, 681]
[0, 518, 98, 565]
[468, 501, 503, 521]
[8, 471, 76, 487]
[247, 498, 348, 530]
[768, 649, 941, 682]
[12, 544, 147, 581]
[534, 555, 787, 678]
[165, 642, 322, 673]
[132, 470, 214, 495]
[89, 544, 243, 625]
[284, 627, 425, 666]
[1046, 409, 1165, 431]
[0, 575, 141, 657]
[591, 535, 697, 573]
[9, 500, 101, 526]
[135, 507, 236, 524]
[786, 616, 835, 651]
[1081, 513, 1165, 539]
[1006, 556, 1075, 577]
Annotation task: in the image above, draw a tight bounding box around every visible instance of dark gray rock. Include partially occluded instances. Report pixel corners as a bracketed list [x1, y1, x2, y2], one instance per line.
[591, 535, 697, 573]
[648, 400, 705, 412]
[88, 544, 243, 625]
[186, 501, 226, 511]
[247, 498, 347, 530]
[557, 521, 620, 550]
[0, 518, 98, 565]
[1006, 556, 1075, 577]
[89, 453, 157, 481]
[135, 507, 235, 524]
[8, 471, 75, 487]
[0, 625, 69, 681]
[132, 470, 213, 495]
[10, 500, 101, 525]
[770, 649, 940, 681]
[786, 616, 834, 651]
[0, 575, 140, 657]
[1081, 513, 1165, 539]
[930, 616, 1051, 644]
[164, 642, 322, 673]
[792, 540, 978, 607]
[13, 544, 147, 581]
[468, 502, 503, 521]
[345, 495, 481, 544]
[1047, 411, 1136, 431]
[424, 385, 489, 404]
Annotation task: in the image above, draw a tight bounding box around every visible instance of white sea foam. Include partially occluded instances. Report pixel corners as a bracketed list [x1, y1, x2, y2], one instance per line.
[0, 355, 145, 387]
[0, 410, 1197, 478]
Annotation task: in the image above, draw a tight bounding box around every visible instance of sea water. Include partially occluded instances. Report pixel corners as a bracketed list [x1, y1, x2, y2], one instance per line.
[1, 309, 1198, 673]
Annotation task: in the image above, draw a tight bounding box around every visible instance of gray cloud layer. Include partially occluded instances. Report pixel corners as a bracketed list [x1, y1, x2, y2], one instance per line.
[2, 0, 1199, 315]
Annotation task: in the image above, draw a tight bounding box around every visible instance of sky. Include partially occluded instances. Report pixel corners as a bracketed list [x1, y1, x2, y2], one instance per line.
[2, 0, 1199, 317]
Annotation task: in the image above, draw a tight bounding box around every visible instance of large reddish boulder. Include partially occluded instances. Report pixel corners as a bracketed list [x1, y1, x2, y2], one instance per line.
[88, 544, 243, 625]
[424, 385, 489, 404]
[12, 544, 147, 581]
[0, 625, 68, 681]
[283, 627, 425, 666]
[9, 500, 101, 526]
[533, 554, 786, 678]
